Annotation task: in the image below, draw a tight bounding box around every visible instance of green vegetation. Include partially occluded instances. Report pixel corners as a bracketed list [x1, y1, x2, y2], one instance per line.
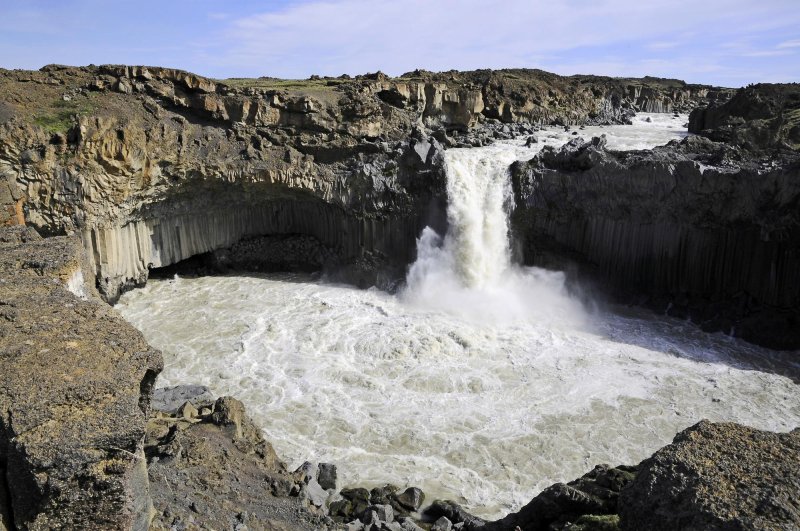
[569, 514, 621, 531]
[217, 77, 346, 91]
[33, 97, 96, 134]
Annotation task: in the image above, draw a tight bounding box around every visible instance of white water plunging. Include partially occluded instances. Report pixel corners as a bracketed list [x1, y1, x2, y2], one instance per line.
[116, 115, 800, 519]
[402, 145, 584, 326]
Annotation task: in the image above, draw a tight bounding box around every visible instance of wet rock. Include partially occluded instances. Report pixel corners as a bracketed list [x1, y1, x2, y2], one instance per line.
[341, 487, 372, 518]
[484, 463, 635, 530]
[425, 500, 485, 529]
[619, 421, 800, 530]
[318, 462, 338, 490]
[371, 484, 400, 505]
[394, 487, 425, 512]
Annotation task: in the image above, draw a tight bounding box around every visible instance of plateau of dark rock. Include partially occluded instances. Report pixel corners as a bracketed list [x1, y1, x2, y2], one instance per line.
[510, 87, 800, 350]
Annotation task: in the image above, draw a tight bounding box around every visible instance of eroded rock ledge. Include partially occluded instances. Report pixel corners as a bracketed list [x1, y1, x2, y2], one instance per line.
[0, 226, 162, 530]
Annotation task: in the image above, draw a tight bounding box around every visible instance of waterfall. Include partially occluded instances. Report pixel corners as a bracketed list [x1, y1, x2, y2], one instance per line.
[402, 144, 585, 326]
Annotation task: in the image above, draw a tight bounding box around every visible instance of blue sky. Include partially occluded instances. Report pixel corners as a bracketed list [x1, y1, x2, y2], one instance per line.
[1, 0, 798, 87]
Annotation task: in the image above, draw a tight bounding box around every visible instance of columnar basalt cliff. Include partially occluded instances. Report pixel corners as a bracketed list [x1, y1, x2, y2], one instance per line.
[511, 84, 800, 349]
[0, 65, 720, 301]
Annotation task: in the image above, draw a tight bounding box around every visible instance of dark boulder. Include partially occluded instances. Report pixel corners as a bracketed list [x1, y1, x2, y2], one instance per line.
[485, 464, 636, 531]
[619, 420, 800, 531]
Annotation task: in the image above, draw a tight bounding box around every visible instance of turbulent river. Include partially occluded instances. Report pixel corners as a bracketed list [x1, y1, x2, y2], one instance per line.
[117, 114, 800, 519]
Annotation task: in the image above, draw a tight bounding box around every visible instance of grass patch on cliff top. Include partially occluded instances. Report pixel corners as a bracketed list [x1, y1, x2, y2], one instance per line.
[218, 77, 345, 91]
[33, 97, 96, 134]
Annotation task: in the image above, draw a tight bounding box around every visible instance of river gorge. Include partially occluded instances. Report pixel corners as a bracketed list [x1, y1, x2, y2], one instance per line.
[1, 64, 798, 530]
[116, 115, 800, 519]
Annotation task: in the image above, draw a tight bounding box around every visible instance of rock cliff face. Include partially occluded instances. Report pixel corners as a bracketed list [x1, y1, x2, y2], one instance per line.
[511, 85, 800, 350]
[689, 82, 800, 151]
[0, 65, 719, 301]
[619, 421, 800, 531]
[0, 226, 163, 530]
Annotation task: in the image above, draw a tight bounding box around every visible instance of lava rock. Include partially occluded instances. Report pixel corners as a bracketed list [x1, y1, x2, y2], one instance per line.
[431, 516, 453, 531]
[318, 462, 337, 490]
[394, 487, 425, 512]
[341, 487, 372, 518]
[619, 421, 800, 531]
[424, 501, 485, 529]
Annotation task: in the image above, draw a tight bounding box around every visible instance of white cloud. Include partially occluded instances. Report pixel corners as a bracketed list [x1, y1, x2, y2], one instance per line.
[647, 41, 682, 50]
[742, 50, 793, 57]
[206, 0, 800, 83]
[777, 39, 800, 48]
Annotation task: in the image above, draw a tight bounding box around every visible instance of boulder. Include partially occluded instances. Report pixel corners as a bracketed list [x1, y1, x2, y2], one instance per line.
[432, 516, 453, 531]
[394, 487, 425, 512]
[485, 464, 636, 530]
[318, 462, 338, 490]
[619, 421, 800, 530]
[424, 500, 485, 529]
[151, 385, 215, 413]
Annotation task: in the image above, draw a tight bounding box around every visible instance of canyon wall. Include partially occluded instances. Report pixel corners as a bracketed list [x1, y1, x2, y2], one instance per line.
[0, 64, 798, 528]
[511, 126, 800, 349]
[0, 65, 719, 301]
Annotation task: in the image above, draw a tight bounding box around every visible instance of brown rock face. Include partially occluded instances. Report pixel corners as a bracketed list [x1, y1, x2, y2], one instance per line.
[619, 421, 800, 531]
[0, 226, 163, 530]
[690, 83, 800, 151]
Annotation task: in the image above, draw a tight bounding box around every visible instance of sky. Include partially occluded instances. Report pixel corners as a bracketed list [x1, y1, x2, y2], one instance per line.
[1, 0, 799, 87]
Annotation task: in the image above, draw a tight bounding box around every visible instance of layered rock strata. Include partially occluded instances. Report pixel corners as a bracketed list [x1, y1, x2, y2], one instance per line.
[0, 65, 722, 301]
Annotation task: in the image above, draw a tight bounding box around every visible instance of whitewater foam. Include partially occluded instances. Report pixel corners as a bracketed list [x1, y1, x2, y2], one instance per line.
[115, 114, 799, 519]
